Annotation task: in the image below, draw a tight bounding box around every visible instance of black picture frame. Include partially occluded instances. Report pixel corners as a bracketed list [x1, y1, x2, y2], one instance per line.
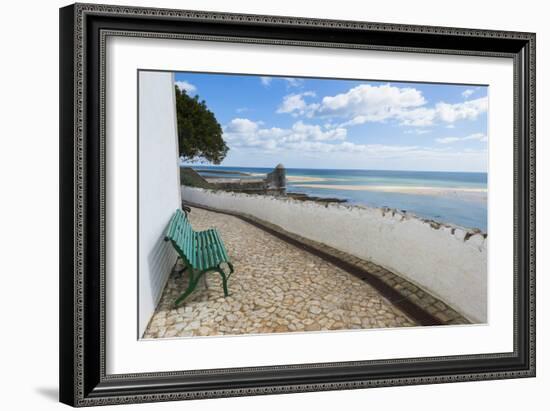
[59, 3, 536, 407]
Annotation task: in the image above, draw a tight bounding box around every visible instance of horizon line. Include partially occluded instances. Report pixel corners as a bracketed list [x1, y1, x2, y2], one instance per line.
[181, 163, 487, 174]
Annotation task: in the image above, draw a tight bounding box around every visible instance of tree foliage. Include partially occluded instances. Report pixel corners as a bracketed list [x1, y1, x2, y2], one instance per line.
[175, 86, 228, 164]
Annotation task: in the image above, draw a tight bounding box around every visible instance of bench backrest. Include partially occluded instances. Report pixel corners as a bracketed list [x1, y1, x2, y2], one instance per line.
[165, 209, 197, 267]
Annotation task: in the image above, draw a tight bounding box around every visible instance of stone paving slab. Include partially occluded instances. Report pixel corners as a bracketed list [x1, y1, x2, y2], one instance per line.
[143, 207, 417, 339]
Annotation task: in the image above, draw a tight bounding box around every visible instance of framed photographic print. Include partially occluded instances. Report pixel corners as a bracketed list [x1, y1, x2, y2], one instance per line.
[59, 3, 536, 407]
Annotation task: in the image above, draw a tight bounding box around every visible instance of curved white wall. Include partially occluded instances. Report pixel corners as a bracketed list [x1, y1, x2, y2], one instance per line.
[182, 187, 487, 323]
[138, 71, 181, 336]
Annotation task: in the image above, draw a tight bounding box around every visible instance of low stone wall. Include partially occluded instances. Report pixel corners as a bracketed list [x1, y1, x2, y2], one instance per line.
[181, 186, 487, 323]
[212, 179, 267, 192]
[180, 165, 286, 194]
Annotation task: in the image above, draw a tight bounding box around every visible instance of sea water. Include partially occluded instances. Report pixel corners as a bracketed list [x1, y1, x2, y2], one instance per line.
[189, 166, 487, 231]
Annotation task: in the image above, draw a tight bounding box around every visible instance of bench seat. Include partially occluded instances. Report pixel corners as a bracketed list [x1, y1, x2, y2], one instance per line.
[165, 208, 234, 306]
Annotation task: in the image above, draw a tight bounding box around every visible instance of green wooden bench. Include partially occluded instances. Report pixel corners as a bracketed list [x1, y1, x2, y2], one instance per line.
[164, 208, 234, 307]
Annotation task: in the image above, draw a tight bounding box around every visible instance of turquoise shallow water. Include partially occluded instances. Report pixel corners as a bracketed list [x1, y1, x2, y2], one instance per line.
[189, 166, 488, 231]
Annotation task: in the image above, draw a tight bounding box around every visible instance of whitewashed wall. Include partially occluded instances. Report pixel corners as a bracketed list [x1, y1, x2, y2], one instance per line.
[182, 187, 487, 323]
[138, 71, 181, 337]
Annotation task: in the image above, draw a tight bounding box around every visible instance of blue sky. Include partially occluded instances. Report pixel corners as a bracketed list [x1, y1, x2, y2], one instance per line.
[175, 72, 488, 172]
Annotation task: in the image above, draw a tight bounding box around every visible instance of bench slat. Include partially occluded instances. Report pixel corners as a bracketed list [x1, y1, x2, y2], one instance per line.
[201, 233, 209, 268]
[204, 232, 216, 269]
[200, 232, 212, 269]
[187, 226, 194, 266]
[165, 208, 231, 272]
[211, 229, 229, 261]
[203, 231, 215, 266]
[209, 233, 219, 266]
[208, 230, 224, 263]
[195, 232, 202, 269]
[186, 224, 193, 266]
[199, 232, 208, 269]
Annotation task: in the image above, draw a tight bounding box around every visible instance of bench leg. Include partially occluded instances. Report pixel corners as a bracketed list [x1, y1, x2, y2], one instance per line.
[214, 265, 230, 297]
[173, 282, 196, 307]
[221, 272, 229, 297]
[173, 265, 232, 307]
[173, 270, 201, 308]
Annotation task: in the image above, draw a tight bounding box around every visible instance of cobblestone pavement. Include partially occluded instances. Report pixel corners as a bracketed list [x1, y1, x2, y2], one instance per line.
[143, 207, 417, 339]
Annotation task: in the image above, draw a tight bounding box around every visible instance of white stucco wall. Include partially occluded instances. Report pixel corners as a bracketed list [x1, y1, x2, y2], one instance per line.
[138, 71, 181, 337]
[182, 187, 487, 323]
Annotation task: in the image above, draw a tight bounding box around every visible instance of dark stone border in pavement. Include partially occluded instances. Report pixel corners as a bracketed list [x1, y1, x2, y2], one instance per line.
[184, 201, 471, 327]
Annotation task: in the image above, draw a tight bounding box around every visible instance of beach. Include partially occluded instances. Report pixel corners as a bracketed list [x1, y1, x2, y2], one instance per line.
[190, 166, 488, 230]
[291, 183, 487, 202]
[286, 175, 334, 183]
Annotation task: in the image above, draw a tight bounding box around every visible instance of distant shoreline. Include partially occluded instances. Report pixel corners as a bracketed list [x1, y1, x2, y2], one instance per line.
[185, 165, 487, 175]
[292, 184, 487, 202]
[197, 169, 251, 176]
[183, 166, 487, 229]
[286, 175, 336, 183]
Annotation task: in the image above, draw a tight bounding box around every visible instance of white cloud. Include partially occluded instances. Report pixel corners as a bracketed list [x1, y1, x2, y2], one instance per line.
[289, 121, 346, 141]
[282, 140, 486, 166]
[436, 132, 487, 144]
[260, 77, 272, 86]
[276, 92, 319, 117]
[260, 76, 303, 88]
[222, 118, 346, 152]
[281, 140, 420, 156]
[319, 84, 426, 123]
[175, 80, 197, 94]
[223, 117, 484, 160]
[222, 117, 487, 170]
[224, 117, 487, 159]
[462, 89, 475, 98]
[397, 107, 438, 127]
[225, 118, 260, 134]
[435, 97, 488, 123]
[404, 129, 432, 135]
[435, 137, 461, 144]
[275, 83, 487, 128]
[223, 118, 261, 147]
[376, 96, 487, 127]
[284, 78, 304, 88]
[380, 96, 488, 127]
